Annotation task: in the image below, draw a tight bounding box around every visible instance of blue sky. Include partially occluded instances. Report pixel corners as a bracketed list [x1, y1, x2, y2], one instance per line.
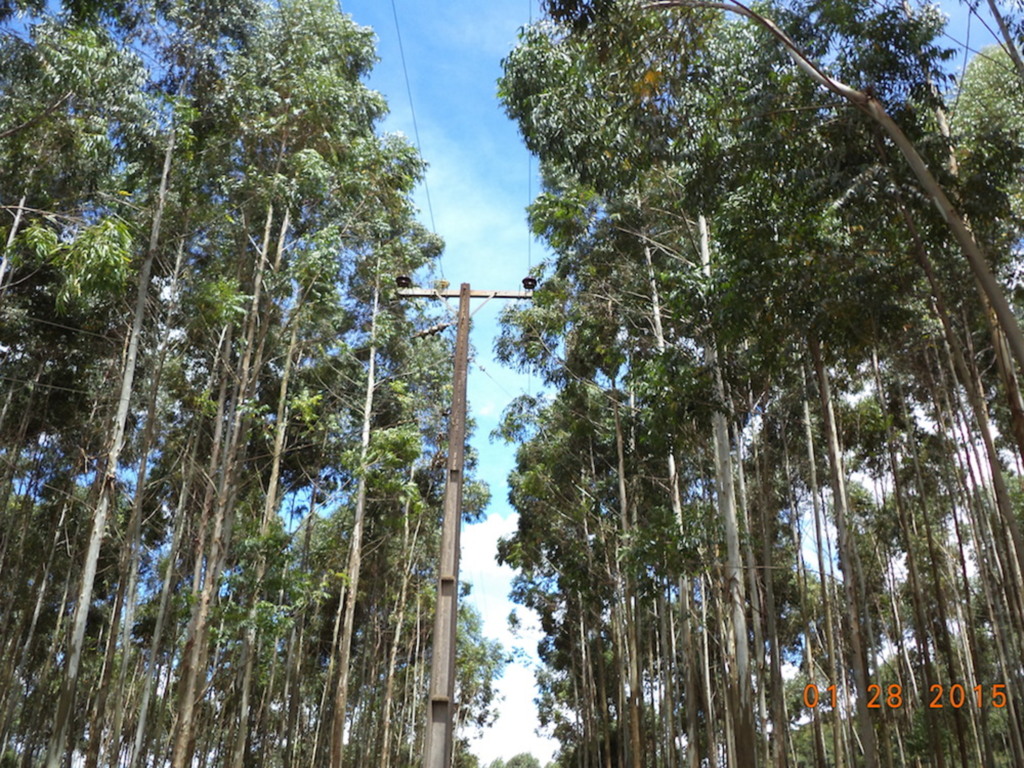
[335, 1, 1007, 765]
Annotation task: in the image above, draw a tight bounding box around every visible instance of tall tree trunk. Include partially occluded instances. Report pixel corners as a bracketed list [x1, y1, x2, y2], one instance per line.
[612, 392, 645, 767]
[127, 442, 194, 768]
[698, 214, 755, 764]
[734, 419, 770, 765]
[697, 574, 718, 767]
[232, 274, 299, 768]
[678, 576, 701, 768]
[869, 349, 951, 768]
[380, 478, 422, 768]
[330, 277, 381, 768]
[985, 0, 1024, 81]
[91, 234, 188, 768]
[784, 437, 827, 768]
[172, 197, 278, 768]
[808, 337, 879, 768]
[0, 193, 26, 297]
[644, 241, 692, 768]
[750, 429, 788, 768]
[0, 493, 67, 749]
[44, 130, 175, 768]
[926, 364, 998, 768]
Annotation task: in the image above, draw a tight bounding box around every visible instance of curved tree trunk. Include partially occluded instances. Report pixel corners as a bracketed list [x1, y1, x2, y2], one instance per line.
[649, 0, 1024, 374]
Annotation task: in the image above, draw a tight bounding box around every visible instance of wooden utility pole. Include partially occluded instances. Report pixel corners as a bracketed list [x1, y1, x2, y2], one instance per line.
[397, 281, 531, 768]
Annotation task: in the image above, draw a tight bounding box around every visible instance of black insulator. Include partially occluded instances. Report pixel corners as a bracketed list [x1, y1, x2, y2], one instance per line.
[396, 274, 413, 288]
[522, 276, 538, 290]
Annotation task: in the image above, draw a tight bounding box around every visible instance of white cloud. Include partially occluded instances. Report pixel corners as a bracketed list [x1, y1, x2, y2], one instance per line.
[461, 513, 558, 765]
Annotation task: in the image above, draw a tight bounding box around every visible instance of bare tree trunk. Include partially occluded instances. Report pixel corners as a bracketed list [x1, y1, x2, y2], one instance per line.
[0, 194, 26, 297]
[869, 349, 951, 768]
[380, 479, 422, 768]
[90, 234, 189, 768]
[985, 0, 1024, 81]
[697, 215, 755, 764]
[0, 494, 67, 748]
[329, 278, 381, 768]
[232, 269, 299, 768]
[698, 575, 719, 767]
[734, 421, 770, 765]
[611, 393, 645, 767]
[45, 130, 175, 768]
[929, 372, 998, 768]
[749, 430, 788, 768]
[172, 197, 277, 768]
[127, 447, 193, 768]
[784, 437, 827, 768]
[808, 337, 878, 768]
[931, 323, 1024, 765]
[679, 576, 701, 768]
[280, 491, 318, 768]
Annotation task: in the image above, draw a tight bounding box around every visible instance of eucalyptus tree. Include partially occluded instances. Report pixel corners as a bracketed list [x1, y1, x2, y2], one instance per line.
[0, 8, 166, 763]
[499, 1, 1024, 766]
[542, 0, 1024, 375]
[150, 2, 452, 765]
[1, 1, 510, 766]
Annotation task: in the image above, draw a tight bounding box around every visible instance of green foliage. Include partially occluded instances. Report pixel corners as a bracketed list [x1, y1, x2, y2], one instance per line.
[0, 0, 505, 765]
[505, 753, 543, 768]
[952, 45, 1024, 227]
[15, 216, 133, 309]
[456, 603, 510, 732]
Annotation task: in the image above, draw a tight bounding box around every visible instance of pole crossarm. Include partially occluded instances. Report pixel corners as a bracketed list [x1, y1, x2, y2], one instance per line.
[397, 288, 533, 299]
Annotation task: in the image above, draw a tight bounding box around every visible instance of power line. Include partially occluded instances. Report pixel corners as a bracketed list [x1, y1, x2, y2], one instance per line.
[389, 0, 440, 276]
[527, 0, 534, 272]
[475, 361, 517, 402]
[12, 315, 115, 341]
[952, 8, 972, 116]
[0, 374, 94, 396]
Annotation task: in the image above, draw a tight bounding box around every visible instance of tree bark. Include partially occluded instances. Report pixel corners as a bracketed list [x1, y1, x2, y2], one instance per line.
[172, 197, 277, 768]
[985, 0, 1024, 82]
[329, 277, 381, 768]
[808, 337, 878, 768]
[698, 214, 755, 764]
[0, 194, 26, 298]
[45, 129, 175, 768]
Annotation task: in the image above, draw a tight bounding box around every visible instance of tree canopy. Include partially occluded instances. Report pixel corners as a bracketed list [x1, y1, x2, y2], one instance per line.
[0, 1, 505, 766]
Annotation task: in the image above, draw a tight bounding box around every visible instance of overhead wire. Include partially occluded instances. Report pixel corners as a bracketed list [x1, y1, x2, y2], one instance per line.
[475, 361, 518, 402]
[940, 5, 1016, 76]
[965, 1, 1013, 61]
[7, 314, 116, 341]
[0, 374, 94, 396]
[952, 7, 972, 116]
[527, 0, 534, 274]
[389, 0, 441, 276]
[525, 0, 537, 399]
